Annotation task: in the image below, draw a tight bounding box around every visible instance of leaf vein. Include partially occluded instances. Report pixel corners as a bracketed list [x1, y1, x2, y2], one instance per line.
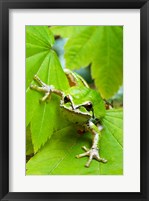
[102, 120, 123, 148]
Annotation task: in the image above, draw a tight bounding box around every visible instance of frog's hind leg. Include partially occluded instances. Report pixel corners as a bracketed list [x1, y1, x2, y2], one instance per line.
[76, 121, 107, 168]
[64, 69, 89, 88]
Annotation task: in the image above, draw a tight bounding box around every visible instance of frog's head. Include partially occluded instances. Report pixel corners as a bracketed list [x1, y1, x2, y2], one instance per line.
[60, 94, 93, 125]
[60, 86, 105, 125]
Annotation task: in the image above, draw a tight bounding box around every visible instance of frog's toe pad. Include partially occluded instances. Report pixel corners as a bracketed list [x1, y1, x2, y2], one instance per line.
[96, 157, 107, 163]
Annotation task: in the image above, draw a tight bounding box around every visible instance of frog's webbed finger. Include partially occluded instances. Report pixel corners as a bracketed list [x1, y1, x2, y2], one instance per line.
[39, 92, 50, 102]
[33, 75, 46, 87]
[82, 146, 89, 152]
[76, 151, 89, 159]
[85, 155, 93, 168]
[30, 85, 47, 93]
[95, 156, 107, 163]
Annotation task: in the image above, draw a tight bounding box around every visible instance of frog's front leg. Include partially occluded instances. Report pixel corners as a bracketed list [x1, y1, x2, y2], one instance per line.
[30, 75, 64, 102]
[76, 121, 107, 168]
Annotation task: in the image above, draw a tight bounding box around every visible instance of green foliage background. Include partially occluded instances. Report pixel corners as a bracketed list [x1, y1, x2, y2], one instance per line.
[26, 26, 123, 175]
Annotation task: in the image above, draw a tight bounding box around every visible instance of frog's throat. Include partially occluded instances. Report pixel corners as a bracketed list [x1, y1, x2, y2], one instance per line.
[60, 105, 92, 117]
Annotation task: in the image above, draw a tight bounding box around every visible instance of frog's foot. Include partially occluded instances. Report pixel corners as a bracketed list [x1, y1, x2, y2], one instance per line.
[30, 75, 54, 102]
[76, 146, 107, 168]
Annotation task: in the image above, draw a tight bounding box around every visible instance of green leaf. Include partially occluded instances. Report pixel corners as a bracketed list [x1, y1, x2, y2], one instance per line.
[54, 26, 123, 99]
[26, 124, 34, 156]
[26, 26, 55, 58]
[31, 53, 70, 152]
[64, 26, 97, 68]
[27, 51, 69, 153]
[26, 26, 69, 153]
[91, 27, 123, 99]
[26, 109, 123, 175]
[100, 108, 123, 174]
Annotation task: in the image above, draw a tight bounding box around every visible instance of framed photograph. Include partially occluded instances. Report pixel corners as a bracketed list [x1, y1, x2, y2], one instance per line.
[0, 0, 149, 200]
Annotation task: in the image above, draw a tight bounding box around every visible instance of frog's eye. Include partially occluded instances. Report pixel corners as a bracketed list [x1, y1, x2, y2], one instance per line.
[83, 102, 93, 111]
[64, 96, 70, 103]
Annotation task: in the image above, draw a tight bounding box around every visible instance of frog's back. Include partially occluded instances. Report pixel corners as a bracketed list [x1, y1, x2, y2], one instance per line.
[66, 86, 106, 119]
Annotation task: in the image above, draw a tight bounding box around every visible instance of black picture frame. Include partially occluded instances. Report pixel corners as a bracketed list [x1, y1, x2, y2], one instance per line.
[0, 0, 149, 200]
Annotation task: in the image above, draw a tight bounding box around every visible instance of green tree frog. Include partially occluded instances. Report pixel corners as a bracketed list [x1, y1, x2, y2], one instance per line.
[30, 69, 107, 168]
